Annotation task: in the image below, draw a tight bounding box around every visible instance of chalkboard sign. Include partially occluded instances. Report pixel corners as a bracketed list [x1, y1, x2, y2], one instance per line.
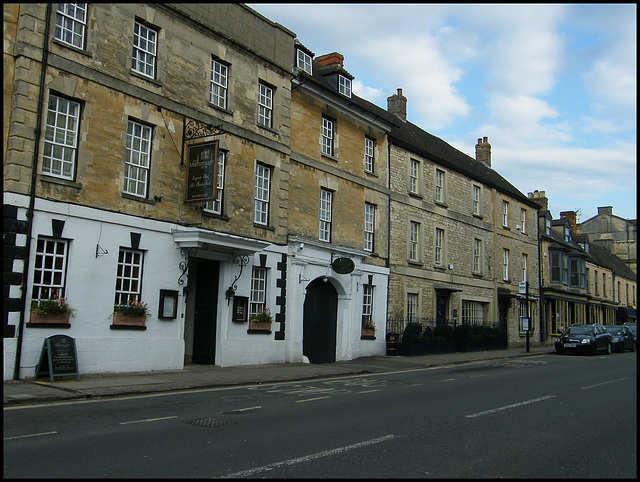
[35, 335, 80, 382]
[185, 141, 218, 203]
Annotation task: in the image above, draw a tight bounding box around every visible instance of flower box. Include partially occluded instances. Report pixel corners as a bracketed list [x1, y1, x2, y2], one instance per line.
[248, 320, 272, 333]
[30, 311, 70, 325]
[113, 313, 146, 326]
[361, 328, 375, 339]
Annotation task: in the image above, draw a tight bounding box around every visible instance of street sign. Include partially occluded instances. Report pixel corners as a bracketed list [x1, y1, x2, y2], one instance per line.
[519, 282, 527, 294]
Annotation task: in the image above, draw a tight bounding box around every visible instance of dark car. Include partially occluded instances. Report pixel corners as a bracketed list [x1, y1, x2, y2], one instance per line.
[604, 325, 636, 352]
[622, 322, 636, 338]
[555, 324, 612, 355]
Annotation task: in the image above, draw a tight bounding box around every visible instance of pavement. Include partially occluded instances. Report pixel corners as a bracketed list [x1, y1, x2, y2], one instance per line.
[4, 345, 555, 407]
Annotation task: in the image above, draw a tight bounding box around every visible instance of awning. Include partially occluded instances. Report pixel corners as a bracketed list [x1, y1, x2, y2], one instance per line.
[172, 228, 269, 256]
[434, 284, 462, 293]
[617, 307, 637, 320]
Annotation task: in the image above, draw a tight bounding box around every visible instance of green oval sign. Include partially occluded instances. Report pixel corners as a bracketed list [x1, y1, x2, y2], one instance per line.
[331, 257, 355, 274]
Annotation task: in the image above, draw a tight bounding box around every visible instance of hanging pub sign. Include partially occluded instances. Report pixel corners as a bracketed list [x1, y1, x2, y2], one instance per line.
[185, 141, 218, 203]
[331, 257, 355, 274]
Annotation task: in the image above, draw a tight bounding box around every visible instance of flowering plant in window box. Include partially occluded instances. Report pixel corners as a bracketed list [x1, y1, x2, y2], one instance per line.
[30, 292, 75, 324]
[249, 308, 272, 332]
[113, 300, 149, 326]
[361, 318, 375, 338]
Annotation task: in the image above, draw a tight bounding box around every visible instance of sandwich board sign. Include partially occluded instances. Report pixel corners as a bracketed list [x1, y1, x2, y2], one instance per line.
[35, 335, 80, 382]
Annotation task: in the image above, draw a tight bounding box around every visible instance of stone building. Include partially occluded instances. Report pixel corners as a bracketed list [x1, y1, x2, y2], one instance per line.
[528, 191, 636, 339]
[576, 206, 636, 275]
[385, 91, 541, 348]
[287, 49, 395, 362]
[4, 3, 298, 379]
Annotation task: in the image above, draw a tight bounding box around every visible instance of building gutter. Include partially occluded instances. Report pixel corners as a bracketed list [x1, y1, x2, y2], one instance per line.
[14, 3, 51, 380]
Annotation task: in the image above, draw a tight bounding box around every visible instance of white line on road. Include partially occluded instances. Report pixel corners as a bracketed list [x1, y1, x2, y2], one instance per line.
[581, 377, 628, 390]
[465, 395, 556, 418]
[295, 396, 330, 403]
[4, 431, 58, 441]
[119, 416, 177, 425]
[221, 434, 398, 478]
[441, 378, 456, 382]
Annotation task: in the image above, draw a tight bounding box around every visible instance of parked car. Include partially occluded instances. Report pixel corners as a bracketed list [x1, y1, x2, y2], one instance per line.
[622, 322, 636, 338]
[604, 325, 636, 352]
[555, 324, 612, 355]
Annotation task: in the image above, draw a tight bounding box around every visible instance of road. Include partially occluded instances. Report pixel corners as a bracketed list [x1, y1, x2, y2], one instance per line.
[4, 352, 636, 478]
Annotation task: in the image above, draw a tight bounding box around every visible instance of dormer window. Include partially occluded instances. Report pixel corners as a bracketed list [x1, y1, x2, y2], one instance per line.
[338, 74, 351, 97]
[564, 225, 571, 243]
[296, 48, 312, 75]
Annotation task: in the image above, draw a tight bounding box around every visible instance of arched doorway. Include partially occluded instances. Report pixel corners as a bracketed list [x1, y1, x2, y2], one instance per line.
[303, 278, 338, 364]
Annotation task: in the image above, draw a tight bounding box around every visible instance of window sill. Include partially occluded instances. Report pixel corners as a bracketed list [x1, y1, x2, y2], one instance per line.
[110, 324, 147, 330]
[202, 210, 229, 221]
[122, 193, 155, 205]
[39, 174, 82, 189]
[130, 70, 162, 87]
[434, 200, 448, 208]
[253, 223, 275, 232]
[321, 153, 339, 163]
[26, 322, 70, 329]
[364, 170, 378, 178]
[408, 192, 423, 200]
[257, 123, 279, 135]
[407, 260, 423, 267]
[52, 39, 93, 58]
[472, 213, 484, 220]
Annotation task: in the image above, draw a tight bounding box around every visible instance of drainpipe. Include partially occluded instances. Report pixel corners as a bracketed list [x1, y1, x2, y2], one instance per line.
[14, 3, 52, 380]
[537, 213, 545, 343]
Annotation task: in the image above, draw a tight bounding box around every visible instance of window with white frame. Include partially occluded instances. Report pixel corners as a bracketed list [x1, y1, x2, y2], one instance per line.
[462, 300, 483, 325]
[54, 3, 87, 49]
[594, 270, 599, 295]
[503, 248, 510, 281]
[254, 164, 271, 225]
[43, 94, 81, 180]
[32, 237, 69, 302]
[502, 201, 509, 227]
[338, 74, 351, 97]
[435, 228, 444, 265]
[522, 253, 528, 283]
[296, 48, 312, 74]
[204, 150, 226, 214]
[409, 221, 420, 262]
[319, 189, 333, 242]
[473, 238, 482, 273]
[472, 185, 481, 216]
[124, 120, 152, 198]
[435, 169, 445, 203]
[114, 248, 144, 305]
[364, 137, 375, 173]
[364, 202, 375, 252]
[362, 284, 374, 327]
[250, 266, 267, 317]
[131, 20, 157, 78]
[407, 293, 418, 321]
[210, 58, 228, 109]
[409, 159, 419, 194]
[258, 82, 273, 128]
[564, 225, 571, 242]
[520, 208, 527, 233]
[544, 216, 552, 235]
[321, 117, 334, 156]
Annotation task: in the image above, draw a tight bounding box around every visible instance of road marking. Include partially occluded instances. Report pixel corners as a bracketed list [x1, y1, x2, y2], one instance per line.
[441, 378, 456, 382]
[4, 431, 58, 440]
[356, 389, 380, 394]
[119, 416, 177, 425]
[581, 377, 628, 390]
[295, 396, 330, 403]
[221, 434, 398, 478]
[465, 395, 556, 418]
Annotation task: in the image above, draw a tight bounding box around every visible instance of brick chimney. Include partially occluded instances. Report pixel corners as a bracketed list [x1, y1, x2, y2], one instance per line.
[315, 52, 344, 67]
[528, 190, 549, 212]
[475, 137, 491, 167]
[560, 210, 578, 235]
[387, 88, 407, 121]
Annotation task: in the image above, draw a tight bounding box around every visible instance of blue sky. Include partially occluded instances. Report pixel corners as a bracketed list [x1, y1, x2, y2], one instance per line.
[248, 3, 636, 222]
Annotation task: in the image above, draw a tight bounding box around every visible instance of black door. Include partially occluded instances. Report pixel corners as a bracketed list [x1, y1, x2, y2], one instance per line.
[192, 260, 219, 364]
[303, 278, 338, 364]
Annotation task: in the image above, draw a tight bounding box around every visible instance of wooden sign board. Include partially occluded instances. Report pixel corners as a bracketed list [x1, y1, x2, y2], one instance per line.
[185, 141, 218, 203]
[35, 334, 80, 382]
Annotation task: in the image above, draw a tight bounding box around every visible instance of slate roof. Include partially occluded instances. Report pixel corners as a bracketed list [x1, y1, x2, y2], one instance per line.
[299, 58, 539, 208]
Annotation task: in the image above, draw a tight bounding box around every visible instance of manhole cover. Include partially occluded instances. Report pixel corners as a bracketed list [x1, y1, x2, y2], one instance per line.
[183, 417, 236, 428]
